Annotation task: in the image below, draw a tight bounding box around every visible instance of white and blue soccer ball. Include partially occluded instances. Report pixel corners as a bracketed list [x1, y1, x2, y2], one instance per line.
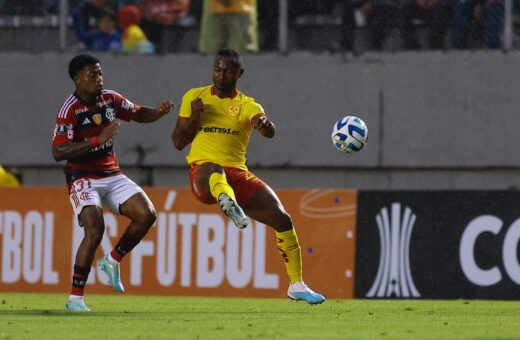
[331, 116, 368, 153]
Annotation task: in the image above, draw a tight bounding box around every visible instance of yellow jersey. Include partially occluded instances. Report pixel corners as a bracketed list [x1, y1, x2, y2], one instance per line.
[178, 85, 265, 170]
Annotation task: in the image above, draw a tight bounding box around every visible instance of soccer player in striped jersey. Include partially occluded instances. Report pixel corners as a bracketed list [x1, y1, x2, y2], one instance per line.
[171, 48, 325, 305]
[52, 54, 174, 312]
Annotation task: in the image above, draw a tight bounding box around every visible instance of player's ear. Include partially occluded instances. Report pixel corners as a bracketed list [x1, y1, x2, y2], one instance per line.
[239, 68, 244, 78]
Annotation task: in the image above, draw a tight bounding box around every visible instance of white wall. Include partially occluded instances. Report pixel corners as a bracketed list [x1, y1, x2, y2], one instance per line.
[2, 51, 520, 187]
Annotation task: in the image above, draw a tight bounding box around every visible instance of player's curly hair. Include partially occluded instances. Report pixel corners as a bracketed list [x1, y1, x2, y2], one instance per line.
[216, 48, 243, 68]
[68, 54, 100, 79]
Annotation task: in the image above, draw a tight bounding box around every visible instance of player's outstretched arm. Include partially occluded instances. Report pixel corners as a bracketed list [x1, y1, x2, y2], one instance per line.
[252, 114, 275, 138]
[52, 121, 120, 161]
[171, 98, 204, 150]
[134, 100, 174, 123]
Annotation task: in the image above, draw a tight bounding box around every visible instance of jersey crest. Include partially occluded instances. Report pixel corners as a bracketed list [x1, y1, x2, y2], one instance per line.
[228, 105, 240, 116]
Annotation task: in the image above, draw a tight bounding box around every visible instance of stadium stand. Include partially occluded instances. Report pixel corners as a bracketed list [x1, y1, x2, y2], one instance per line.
[0, 1, 519, 53]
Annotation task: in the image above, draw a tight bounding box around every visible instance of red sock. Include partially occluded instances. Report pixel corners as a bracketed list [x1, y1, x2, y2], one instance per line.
[110, 234, 140, 262]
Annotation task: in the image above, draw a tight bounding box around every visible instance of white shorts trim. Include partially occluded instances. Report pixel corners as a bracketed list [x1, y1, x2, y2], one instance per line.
[68, 174, 145, 217]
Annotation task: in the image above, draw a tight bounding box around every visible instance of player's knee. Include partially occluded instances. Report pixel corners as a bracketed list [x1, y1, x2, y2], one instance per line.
[134, 206, 157, 228]
[276, 211, 293, 229]
[85, 228, 104, 247]
[146, 209, 157, 227]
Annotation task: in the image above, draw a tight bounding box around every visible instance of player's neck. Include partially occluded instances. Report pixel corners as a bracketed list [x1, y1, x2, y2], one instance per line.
[212, 85, 238, 99]
[75, 90, 97, 105]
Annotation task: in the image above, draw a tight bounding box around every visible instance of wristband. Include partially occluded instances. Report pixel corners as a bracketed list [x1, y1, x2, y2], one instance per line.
[89, 137, 100, 147]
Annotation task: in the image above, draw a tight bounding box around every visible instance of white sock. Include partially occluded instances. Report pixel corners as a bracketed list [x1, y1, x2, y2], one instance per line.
[289, 281, 306, 290]
[108, 253, 120, 265]
[69, 294, 83, 302]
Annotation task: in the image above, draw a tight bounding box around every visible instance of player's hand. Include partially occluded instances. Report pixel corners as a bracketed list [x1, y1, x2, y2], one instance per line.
[253, 115, 275, 138]
[253, 115, 272, 130]
[156, 100, 175, 116]
[191, 98, 205, 117]
[98, 121, 120, 144]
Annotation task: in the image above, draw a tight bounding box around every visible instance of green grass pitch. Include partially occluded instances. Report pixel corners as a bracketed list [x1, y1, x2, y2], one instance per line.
[1, 293, 519, 339]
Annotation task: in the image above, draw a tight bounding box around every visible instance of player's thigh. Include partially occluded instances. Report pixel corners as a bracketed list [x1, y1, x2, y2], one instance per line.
[101, 175, 146, 215]
[78, 205, 105, 238]
[119, 191, 156, 224]
[243, 185, 293, 230]
[190, 162, 224, 204]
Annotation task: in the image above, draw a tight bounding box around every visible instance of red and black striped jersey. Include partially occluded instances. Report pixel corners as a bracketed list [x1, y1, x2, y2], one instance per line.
[52, 89, 142, 184]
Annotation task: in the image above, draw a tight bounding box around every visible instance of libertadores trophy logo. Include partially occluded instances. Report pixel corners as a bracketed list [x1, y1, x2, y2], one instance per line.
[366, 203, 420, 298]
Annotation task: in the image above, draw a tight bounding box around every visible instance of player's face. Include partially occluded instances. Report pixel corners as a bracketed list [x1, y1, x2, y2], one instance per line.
[76, 63, 104, 96]
[212, 57, 243, 93]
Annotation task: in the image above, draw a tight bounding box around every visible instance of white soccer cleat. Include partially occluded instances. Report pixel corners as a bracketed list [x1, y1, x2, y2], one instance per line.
[218, 193, 249, 229]
[287, 281, 326, 305]
[98, 255, 125, 293]
[65, 299, 91, 312]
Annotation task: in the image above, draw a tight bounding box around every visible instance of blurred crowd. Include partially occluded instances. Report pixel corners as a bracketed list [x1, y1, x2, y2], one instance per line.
[0, 0, 518, 53]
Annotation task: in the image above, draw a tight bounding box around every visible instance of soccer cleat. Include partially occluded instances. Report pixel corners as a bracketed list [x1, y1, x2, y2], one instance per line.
[98, 255, 125, 293]
[218, 193, 249, 229]
[65, 299, 90, 312]
[287, 281, 326, 305]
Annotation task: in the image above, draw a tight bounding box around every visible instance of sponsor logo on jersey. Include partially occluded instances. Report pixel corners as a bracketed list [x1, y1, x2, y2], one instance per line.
[98, 98, 113, 107]
[199, 126, 240, 135]
[75, 107, 88, 114]
[228, 105, 240, 116]
[82, 118, 91, 125]
[92, 114, 103, 125]
[122, 99, 136, 112]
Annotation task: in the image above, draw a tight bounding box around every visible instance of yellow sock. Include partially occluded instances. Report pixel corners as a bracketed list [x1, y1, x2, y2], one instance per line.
[209, 172, 236, 201]
[275, 228, 303, 284]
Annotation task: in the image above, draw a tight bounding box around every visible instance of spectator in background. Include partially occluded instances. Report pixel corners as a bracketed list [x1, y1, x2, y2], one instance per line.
[118, 4, 155, 53]
[199, 0, 258, 54]
[139, 0, 191, 54]
[0, 165, 22, 187]
[399, 0, 453, 50]
[340, 0, 400, 51]
[76, 0, 119, 31]
[73, 7, 122, 52]
[451, 0, 504, 49]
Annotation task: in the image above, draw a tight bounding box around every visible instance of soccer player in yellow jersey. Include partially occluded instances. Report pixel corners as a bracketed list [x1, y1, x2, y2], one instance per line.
[171, 48, 325, 304]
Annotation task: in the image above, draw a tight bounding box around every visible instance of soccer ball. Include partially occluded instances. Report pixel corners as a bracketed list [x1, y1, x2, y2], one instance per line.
[331, 116, 368, 153]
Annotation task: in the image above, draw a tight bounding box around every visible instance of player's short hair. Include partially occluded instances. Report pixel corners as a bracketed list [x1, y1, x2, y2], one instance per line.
[68, 54, 100, 79]
[215, 48, 243, 68]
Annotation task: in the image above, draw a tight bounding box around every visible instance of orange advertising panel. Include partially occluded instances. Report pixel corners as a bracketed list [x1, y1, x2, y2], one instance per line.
[0, 187, 357, 298]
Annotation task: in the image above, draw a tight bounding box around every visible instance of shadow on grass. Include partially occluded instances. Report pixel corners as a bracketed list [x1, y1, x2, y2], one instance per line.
[0, 309, 311, 317]
[0, 309, 127, 317]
